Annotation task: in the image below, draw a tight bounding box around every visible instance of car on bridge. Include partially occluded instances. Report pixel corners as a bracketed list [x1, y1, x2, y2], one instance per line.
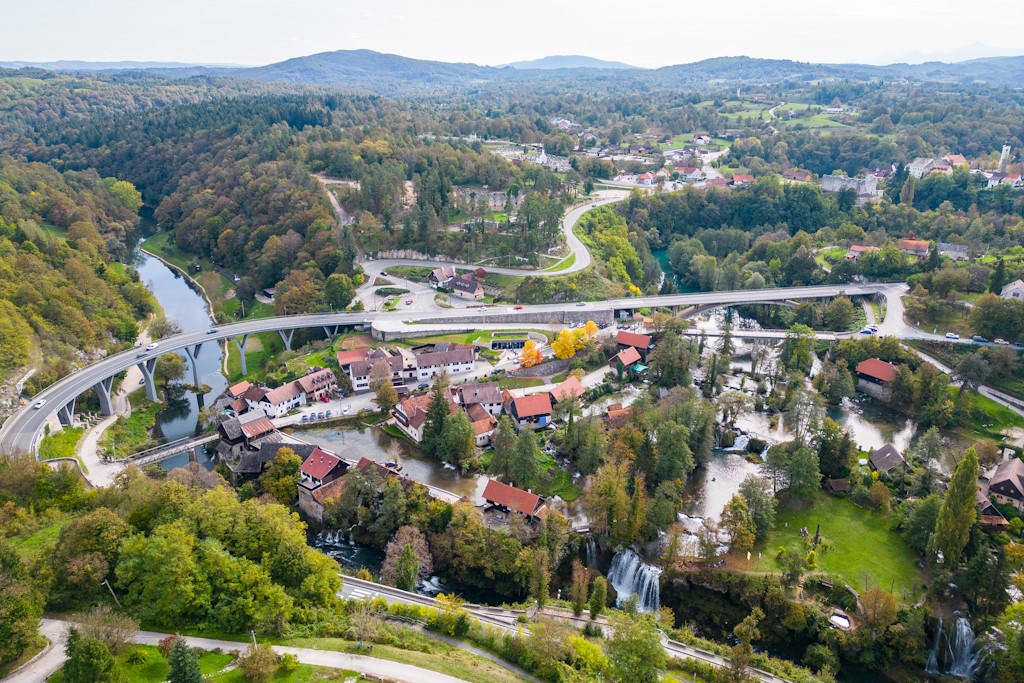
[33, 399, 46, 409]
[207, 327, 218, 334]
[146, 342, 159, 350]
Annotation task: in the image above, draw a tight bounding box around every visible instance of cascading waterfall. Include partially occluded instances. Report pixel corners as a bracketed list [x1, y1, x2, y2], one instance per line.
[926, 616, 943, 675]
[728, 434, 750, 452]
[947, 616, 978, 678]
[584, 537, 597, 568]
[926, 615, 979, 678]
[608, 548, 662, 613]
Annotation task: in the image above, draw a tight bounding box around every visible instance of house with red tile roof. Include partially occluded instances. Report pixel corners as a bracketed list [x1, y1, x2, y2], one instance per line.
[506, 393, 553, 431]
[898, 239, 930, 257]
[393, 390, 459, 442]
[549, 376, 585, 404]
[856, 358, 897, 384]
[705, 177, 728, 188]
[610, 345, 642, 370]
[299, 447, 346, 488]
[731, 174, 754, 186]
[228, 381, 251, 399]
[482, 479, 549, 521]
[616, 330, 653, 360]
[605, 405, 633, 430]
[471, 415, 498, 447]
[336, 348, 369, 372]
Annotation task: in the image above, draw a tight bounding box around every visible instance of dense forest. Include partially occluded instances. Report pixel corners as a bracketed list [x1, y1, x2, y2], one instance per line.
[0, 156, 153, 394]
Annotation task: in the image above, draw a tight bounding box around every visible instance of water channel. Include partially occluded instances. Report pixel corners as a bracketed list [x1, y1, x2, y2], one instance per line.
[131, 243, 226, 471]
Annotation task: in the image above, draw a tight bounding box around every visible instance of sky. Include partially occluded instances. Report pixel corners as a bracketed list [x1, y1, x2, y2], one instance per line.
[4, 0, 1024, 68]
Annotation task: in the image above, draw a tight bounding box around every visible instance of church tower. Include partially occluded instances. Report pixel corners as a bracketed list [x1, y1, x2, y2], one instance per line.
[999, 140, 1011, 172]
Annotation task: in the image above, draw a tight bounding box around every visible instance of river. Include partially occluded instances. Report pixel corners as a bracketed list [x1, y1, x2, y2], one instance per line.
[132, 244, 226, 471]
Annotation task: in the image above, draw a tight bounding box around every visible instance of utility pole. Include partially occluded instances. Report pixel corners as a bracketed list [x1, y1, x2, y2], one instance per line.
[102, 579, 122, 608]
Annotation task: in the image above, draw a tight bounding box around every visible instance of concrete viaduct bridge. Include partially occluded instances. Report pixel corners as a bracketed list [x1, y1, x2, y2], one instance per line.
[0, 283, 888, 456]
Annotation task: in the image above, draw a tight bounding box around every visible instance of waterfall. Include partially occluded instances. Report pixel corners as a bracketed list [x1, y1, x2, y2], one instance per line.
[729, 434, 750, 452]
[926, 615, 979, 679]
[608, 548, 662, 613]
[760, 442, 770, 461]
[947, 616, 978, 678]
[584, 537, 597, 568]
[926, 616, 943, 675]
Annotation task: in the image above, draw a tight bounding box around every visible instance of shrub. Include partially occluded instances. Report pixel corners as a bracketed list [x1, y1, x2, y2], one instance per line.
[158, 635, 178, 658]
[278, 653, 298, 673]
[238, 643, 277, 683]
[124, 647, 149, 665]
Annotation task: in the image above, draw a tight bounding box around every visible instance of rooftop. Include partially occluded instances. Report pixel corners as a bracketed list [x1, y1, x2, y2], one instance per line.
[616, 330, 652, 349]
[482, 479, 543, 516]
[300, 447, 343, 480]
[856, 358, 897, 383]
[512, 393, 553, 419]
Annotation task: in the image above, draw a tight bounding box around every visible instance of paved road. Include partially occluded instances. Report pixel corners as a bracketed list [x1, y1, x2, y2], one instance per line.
[0, 283, 891, 456]
[5, 619, 472, 683]
[359, 190, 627, 280]
[338, 575, 790, 683]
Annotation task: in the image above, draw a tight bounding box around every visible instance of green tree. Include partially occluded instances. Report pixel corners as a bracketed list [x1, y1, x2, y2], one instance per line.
[0, 542, 43, 666]
[423, 376, 451, 458]
[738, 475, 776, 541]
[989, 257, 1007, 294]
[324, 273, 355, 310]
[441, 410, 476, 470]
[953, 353, 989, 394]
[238, 643, 276, 683]
[914, 426, 943, 465]
[815, 416, 853, 479]
[154, 353, 186, 388]
[531, 549, 550, 608]
[569, 558, 589, 617]
[509, 426, 540, 489]
[927, 447, 979, 567]
[373, 381, 398, 415]
[902, 494, 942, 553]
[382, 526, 431, 591]
[787, 447, 822, 500]
[63, 627, 124, 683]
[488, 416, 517, 481]
[899, 176, 915, 206]
[607, 613, 666, 683]
[721, 495, 756, 554]
[781, 324, 814, 373]
[728, 607, 764, 683]
[167, 637, 202, 683]
[589, 576, 607, 620]
[257, 447, 302, 505]
[862, 586, 897, 635]
[823, 296, 855, 330]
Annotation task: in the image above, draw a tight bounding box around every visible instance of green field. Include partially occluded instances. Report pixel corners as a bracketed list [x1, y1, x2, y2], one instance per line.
[813, 246, 847, 269]
[99, 389, 162, 458]
[8, 517, 69, 560]
[542, 251, 576, 272]
[950, 386, 1024, 442]
[498, 377, 545, 390]
[49, 645, 236, 683]
[756, 494, 924, 602]
[38, 427, 84, 461]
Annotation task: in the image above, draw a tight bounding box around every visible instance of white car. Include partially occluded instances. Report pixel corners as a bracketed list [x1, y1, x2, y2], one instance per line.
[945, 332, 959, 340]
[33, 399, 46, 409]
[146, 342, 159, 350]
[994, 338, 1009, 345]
[342, 406, 350, 415]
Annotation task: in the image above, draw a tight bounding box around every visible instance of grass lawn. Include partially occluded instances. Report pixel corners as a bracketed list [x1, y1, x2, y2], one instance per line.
[49, 645, 235, 683]
[813, 246, 846, 268]
[753, 494, 924, 602]
[8, 517, 69, 560]
[276, 637, 530, 683]
[498, 377, 545, 390]
[386, 265, 435, 281]
[535, 451, 580, 501]
[950, 386, 1024, 441]
[208, 663, 344, 682]
[226, 331, 285, 382]
[542, 251, 576, 272]
[870, 300, 882, 323]
[39, 427, 84, 460]
[99, 389, 161, 458]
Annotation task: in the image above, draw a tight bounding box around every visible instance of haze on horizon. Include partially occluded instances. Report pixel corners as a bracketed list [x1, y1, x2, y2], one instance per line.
[5, 0, 1024, 68]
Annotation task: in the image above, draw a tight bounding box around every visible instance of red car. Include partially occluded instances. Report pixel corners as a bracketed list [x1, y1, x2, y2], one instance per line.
[514, 305, 523, 310]
[405, 299, 413, 305]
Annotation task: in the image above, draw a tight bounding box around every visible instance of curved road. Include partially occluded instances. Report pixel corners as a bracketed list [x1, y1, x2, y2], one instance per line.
[6, 618, 473, 683]
[360, 190, 628, 279]
[0, 283, 894, 456]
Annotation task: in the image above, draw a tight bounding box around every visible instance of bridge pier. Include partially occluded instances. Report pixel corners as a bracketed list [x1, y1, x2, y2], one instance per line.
[182, 343, 203, 386]
[323, 325, 340, 338]
[233, 334, 249, 375]
[92, 376, 115, 416]
[57, 398, 76, 427]
[821, 296, 831, 314]
[751, 337, 760, 356]
[278, 328, 295, 351]
[137, 357, 158, 403]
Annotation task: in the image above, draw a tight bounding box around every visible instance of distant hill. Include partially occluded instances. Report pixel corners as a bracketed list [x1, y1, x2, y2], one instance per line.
[0, 60, 244, 71]
[502, 55, 638, 70]
[7, 50, 1024, 91]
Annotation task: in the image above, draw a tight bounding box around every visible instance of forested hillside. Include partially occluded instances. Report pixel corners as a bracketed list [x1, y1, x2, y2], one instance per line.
[0, 156, 153, 396]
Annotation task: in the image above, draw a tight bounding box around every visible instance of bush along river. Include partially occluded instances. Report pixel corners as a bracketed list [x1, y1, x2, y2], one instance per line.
[132, 242, 226, 471]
